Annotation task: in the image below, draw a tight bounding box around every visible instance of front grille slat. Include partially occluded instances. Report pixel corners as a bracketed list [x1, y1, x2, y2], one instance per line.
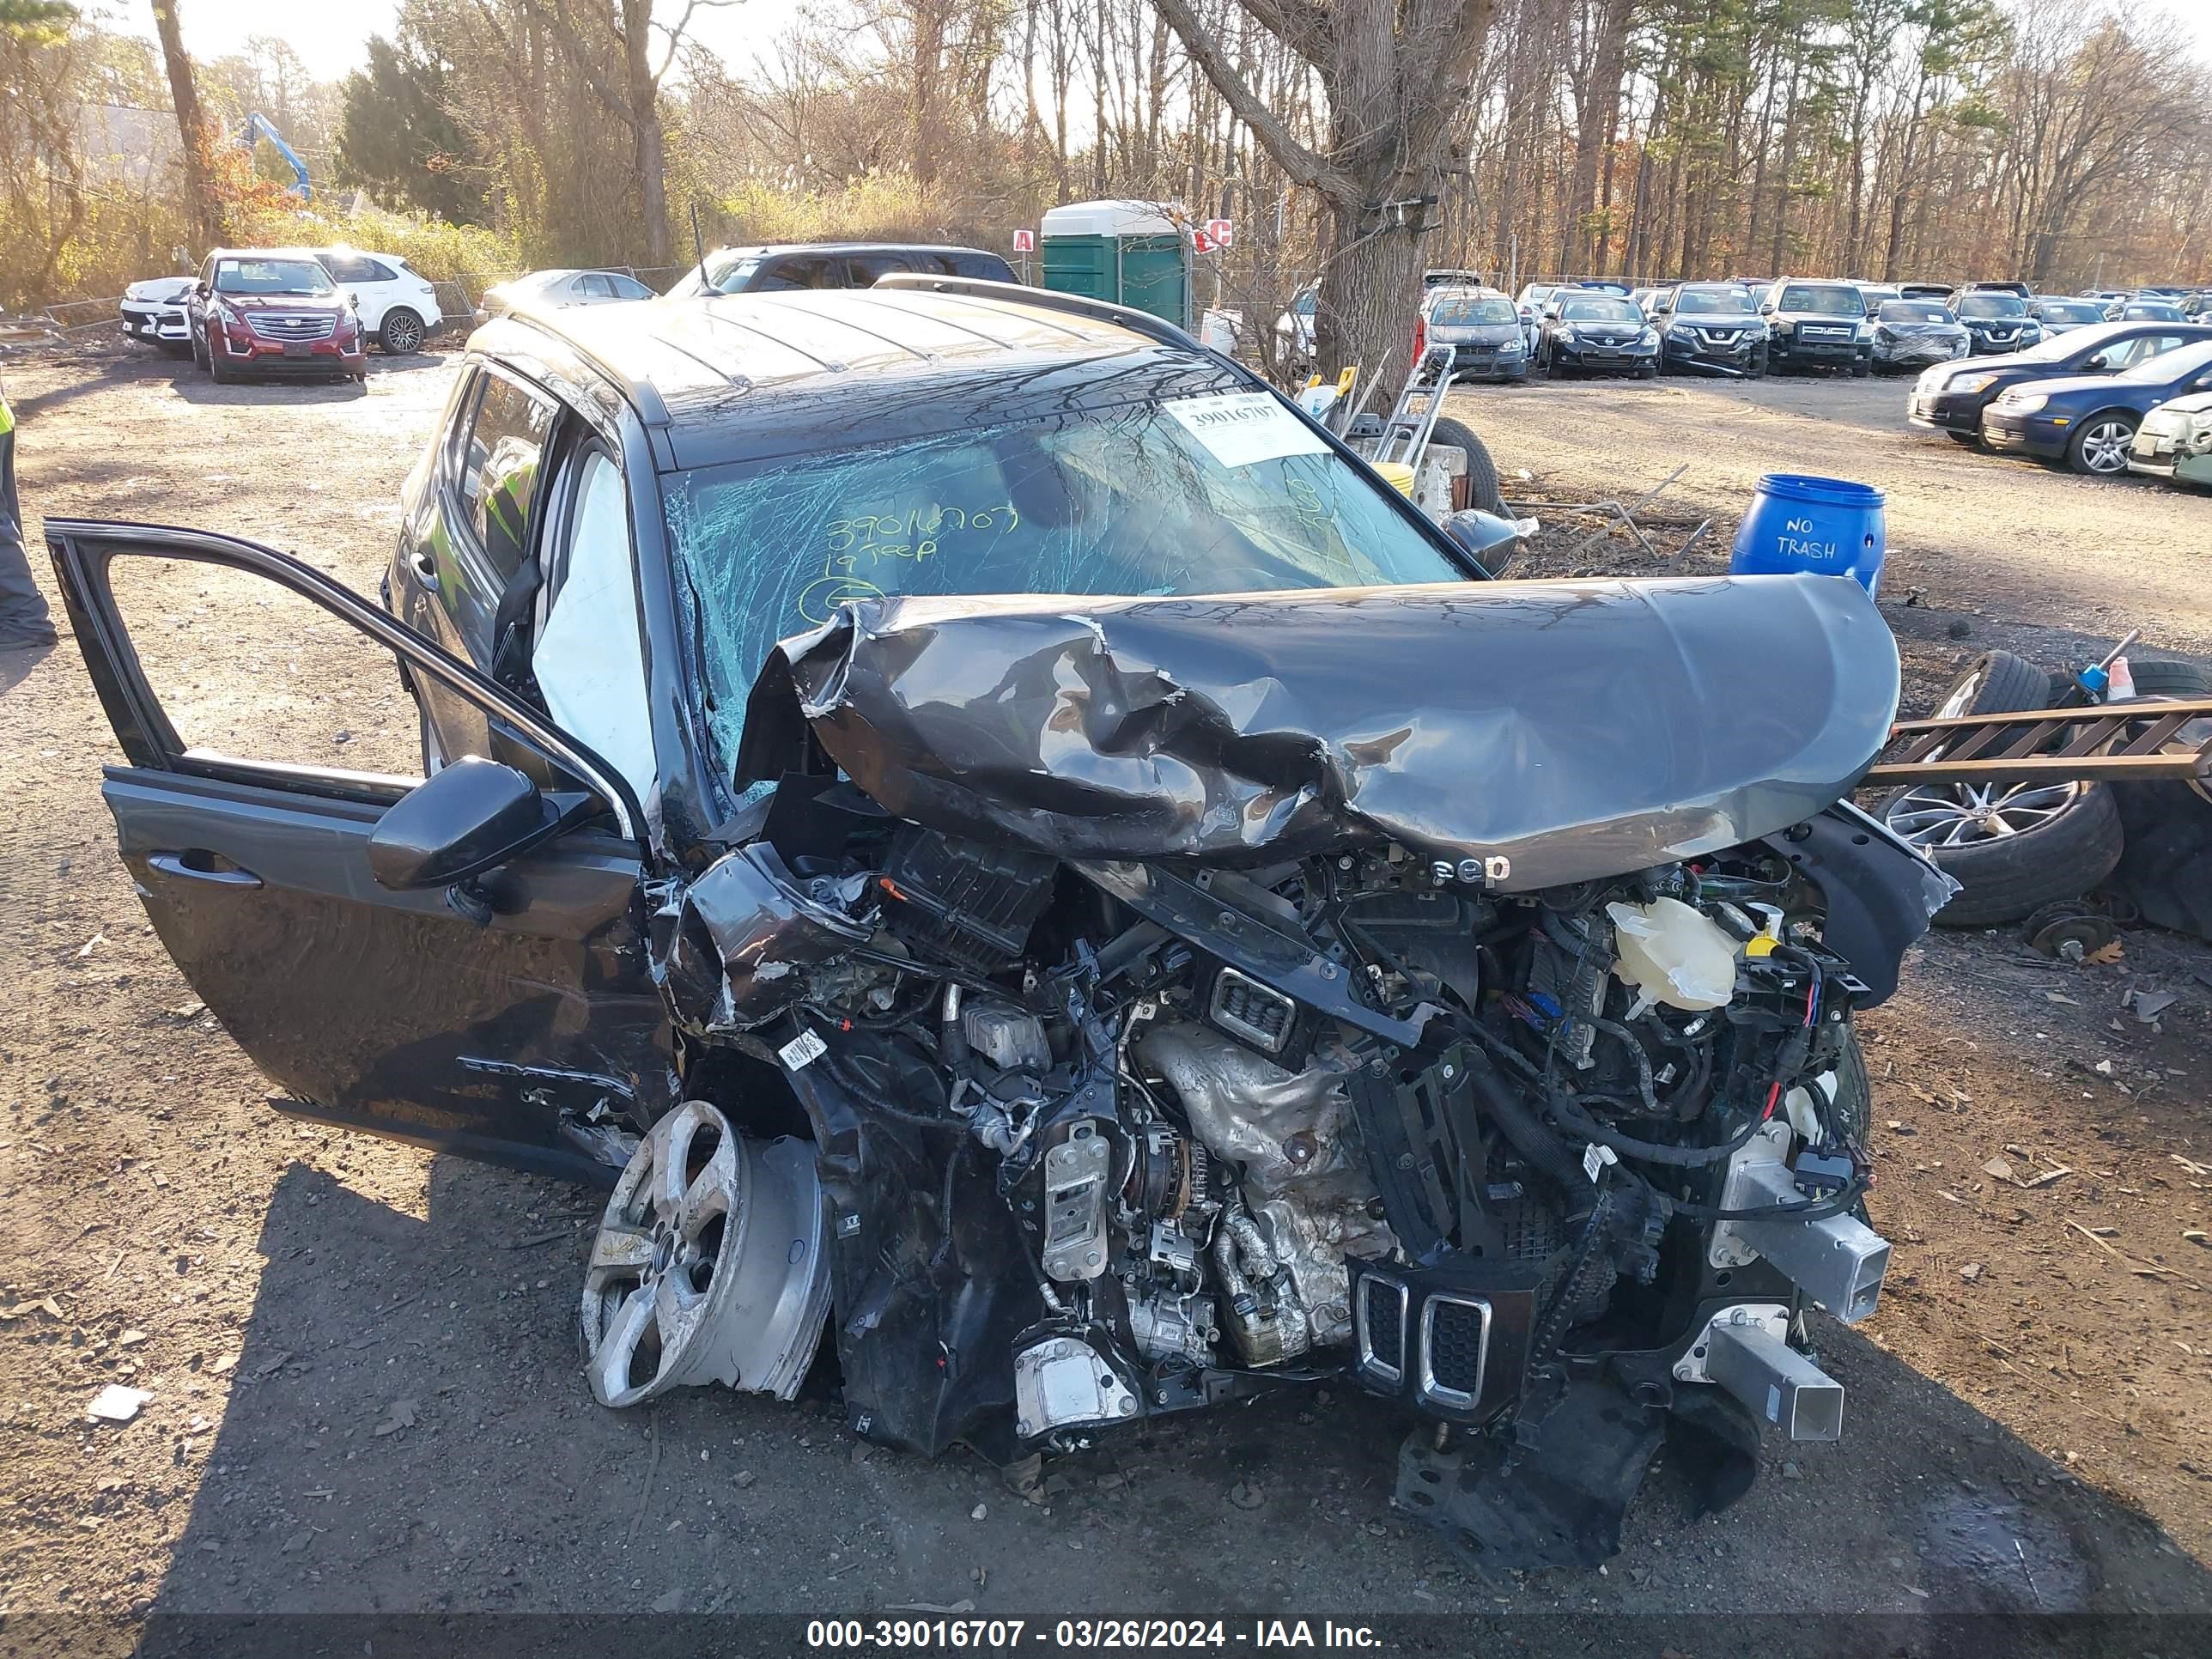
[1357, 1274, 1407, 1386]
[1417, 1294, 1491, 1408]
[246, 312, 337, 342]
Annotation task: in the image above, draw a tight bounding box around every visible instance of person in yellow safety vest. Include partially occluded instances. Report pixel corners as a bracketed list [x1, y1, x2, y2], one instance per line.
[0, 388, 59, 648]
[480, 440, 538, 577]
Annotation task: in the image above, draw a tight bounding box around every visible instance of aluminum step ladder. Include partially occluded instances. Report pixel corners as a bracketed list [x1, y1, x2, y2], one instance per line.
[1370, 343, 1462, 471]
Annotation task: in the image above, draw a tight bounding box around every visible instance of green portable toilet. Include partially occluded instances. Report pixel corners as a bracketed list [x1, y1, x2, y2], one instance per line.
[1040, 201, 1189, 330]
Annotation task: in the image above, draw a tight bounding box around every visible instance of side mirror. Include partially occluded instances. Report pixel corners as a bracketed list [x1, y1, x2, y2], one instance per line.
[2083, 354, 2108, 372]
[1758, 302, 1776, 315]
[367, 757, 561, 891]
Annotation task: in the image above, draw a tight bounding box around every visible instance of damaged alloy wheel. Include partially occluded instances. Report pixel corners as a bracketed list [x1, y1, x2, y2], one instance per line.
[580, 1100, 831, 1408]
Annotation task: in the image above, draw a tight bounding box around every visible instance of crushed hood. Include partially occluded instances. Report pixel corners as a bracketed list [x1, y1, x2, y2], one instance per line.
[745, 574, 1900, 892]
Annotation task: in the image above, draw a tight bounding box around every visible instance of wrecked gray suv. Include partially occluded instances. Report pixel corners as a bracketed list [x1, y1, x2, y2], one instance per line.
[47, 280, 1951, 1570]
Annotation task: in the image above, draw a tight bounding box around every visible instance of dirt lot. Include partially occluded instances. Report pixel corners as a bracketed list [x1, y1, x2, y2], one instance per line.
[3, 347, 2211, 1648]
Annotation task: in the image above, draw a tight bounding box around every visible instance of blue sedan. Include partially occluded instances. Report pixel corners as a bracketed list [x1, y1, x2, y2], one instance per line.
[1980, 337, 2212, 475]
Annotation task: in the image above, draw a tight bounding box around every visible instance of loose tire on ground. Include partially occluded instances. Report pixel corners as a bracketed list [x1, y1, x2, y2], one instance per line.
[1426, 416, 1504, 515]
[1880, 648, 2128, 927]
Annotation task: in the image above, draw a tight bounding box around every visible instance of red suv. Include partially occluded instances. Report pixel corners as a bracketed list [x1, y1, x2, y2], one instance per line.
[188, 249, 368, 383]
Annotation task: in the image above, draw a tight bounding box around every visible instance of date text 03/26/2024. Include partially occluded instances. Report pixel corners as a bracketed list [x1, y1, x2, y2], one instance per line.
[805, 1620, 1382, 1650]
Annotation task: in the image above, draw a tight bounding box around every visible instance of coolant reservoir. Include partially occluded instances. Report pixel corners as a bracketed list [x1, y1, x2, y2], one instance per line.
[1606, 897, 1739, 1012]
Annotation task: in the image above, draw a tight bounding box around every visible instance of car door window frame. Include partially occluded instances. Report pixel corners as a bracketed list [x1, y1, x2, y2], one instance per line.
[49, 519, 644, 841]
[442, 363, 560, 641]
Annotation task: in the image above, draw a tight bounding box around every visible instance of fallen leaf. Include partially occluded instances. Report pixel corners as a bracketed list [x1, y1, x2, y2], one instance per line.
[210, 1354, 238, 1375]
[372, 1396, 417, 1437]
[1959, 1262, 1984, 1282]
[2084, 941, 2124, 964]
[74, 933, 106, 959]
[1983, 1158, 2015, 1183]
[887, 1601, 978, 1615]
[2044, 993, 2079, 1006]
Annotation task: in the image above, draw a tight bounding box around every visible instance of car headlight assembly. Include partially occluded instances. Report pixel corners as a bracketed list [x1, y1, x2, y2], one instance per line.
[1952, 372, 1998, 394]
[2002, 392, 2049, 415]
[1501, 338, 1523, 356]
[1638, 326, 1659, 346]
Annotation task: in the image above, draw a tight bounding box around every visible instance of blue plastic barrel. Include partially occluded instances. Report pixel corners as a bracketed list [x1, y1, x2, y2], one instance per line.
[1729, 474, 1887, 597]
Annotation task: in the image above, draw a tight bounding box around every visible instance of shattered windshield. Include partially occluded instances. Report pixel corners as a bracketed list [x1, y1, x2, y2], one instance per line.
[665, 395, 1470, 763]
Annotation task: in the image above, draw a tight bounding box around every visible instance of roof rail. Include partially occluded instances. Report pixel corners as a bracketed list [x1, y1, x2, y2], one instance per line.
[872, 273, 1214, 357]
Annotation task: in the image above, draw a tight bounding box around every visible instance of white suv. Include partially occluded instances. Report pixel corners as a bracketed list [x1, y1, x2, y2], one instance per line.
[312, 247, 444, 355]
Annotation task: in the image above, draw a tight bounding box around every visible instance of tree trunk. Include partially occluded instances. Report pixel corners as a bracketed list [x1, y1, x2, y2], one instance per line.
[149, 0, 216, 241]
[1315, 196, 1423, 398]
[912, 0, 947, 188]
[621, 0, 667, 262]
[1568, 0, 1635, 271]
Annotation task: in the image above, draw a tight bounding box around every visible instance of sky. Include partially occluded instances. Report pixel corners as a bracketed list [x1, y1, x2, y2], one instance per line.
[103, 0, 2212, 88]
[100, 0, 801, 82]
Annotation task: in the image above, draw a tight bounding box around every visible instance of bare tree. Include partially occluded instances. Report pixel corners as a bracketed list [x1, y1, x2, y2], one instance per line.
[519, 0, 733, 264]
[149, 0, 216, 240]
[1154, 0, 1498, 398]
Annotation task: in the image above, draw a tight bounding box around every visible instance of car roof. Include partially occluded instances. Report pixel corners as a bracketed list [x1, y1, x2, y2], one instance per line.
[490, 280, 1243, 472]
[706, 241, 1008, 260]
[208, 246, 333, 262]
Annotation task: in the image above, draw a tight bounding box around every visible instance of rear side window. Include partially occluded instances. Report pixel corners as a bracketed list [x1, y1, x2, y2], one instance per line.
[755, 257, 842, 291]
[578, 273, 617, 298]
[459, 374, 558, 580]
[947, 251, 1018, 281]
[319, 252, 376, 283]
[847, 252, 914, 285]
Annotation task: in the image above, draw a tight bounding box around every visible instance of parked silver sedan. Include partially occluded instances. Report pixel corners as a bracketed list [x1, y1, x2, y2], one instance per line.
[473, 268, 655, 325]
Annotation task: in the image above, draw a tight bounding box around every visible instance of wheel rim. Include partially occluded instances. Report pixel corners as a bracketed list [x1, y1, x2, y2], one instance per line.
[2080, 421, 2132, 473]
[579, 1101, 829, 1408]
[387, 314, 422, 353]
[1885, 780, 2085, 849]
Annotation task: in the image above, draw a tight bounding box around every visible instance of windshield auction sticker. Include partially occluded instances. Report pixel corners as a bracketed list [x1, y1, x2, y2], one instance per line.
[1165, 392, 1329, 468]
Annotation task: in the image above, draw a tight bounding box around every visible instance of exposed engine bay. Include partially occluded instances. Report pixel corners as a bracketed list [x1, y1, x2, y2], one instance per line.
[581, 578, 1951, 1569]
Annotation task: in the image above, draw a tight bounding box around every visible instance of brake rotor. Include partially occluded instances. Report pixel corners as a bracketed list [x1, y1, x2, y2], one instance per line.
[2022, 900, 2120, 963]
[579, 1099, 830, 1409]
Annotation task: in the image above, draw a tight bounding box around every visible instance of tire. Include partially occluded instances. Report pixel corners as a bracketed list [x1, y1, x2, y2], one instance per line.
[2067, 411, 2136, 476]
[1850, 362, 1871, 379]
[379, 308, 425, 356]
[1426, 416, 1504, 514]
[1887, 781, 2124, 927]
[191, 325, 209, 370]
[2125, 659, 2212, 698]
[1637, 362, 1659, 380]
[208, 342, 236, 384]
[1881, 647, 2125, 927]
[1934, 648, 2049, 720]
[1946, 431, 1980, 447]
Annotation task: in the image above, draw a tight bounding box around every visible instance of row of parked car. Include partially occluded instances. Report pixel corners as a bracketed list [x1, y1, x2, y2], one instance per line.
[120, 246, 452, 380]
[1905, 317, 2212, 481]
[1391, 274, 2207, 386]
[118, 240, 1029, 383]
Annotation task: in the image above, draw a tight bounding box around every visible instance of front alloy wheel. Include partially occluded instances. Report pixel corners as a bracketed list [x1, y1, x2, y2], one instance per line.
[2069, 416, 2136, 476]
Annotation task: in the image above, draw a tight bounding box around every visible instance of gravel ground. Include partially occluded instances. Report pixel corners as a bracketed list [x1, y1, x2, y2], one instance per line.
[2, 347, 2209, 1650]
